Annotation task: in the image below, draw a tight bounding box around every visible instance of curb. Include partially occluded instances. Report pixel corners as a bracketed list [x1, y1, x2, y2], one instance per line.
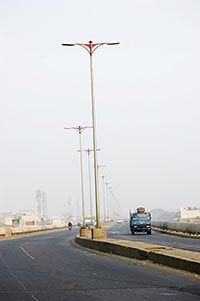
[75, 236, 200, 275]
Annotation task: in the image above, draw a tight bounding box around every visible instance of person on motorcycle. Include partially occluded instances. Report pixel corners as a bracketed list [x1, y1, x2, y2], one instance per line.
[68, 221, 72, 230]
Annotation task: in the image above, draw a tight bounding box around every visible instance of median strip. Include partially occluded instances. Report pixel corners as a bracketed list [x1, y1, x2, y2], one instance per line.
[75, 236, 200, 275]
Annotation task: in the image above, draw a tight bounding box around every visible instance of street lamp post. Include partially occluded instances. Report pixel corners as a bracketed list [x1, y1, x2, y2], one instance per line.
[105, 182, 112, 222]
[96, 165, 106, 222]
[64, 126, 92, 228]
[62, 41, 119, 229]
[81, 148, 100, 225]
[86, 149, 93, 224]
[101, 176, 106, 222]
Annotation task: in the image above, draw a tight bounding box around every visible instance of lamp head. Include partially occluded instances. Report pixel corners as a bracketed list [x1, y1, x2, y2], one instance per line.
[106, 41, 120, 45]
[62, 43, 75, 46]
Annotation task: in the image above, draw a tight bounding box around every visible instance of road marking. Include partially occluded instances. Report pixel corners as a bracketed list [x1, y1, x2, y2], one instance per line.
[20, 245, 35, 260]
[160, 293, 178, 296]
[0, 253, 27, 291]
[31, 295, 39, 300]
[84, 251, 96, 256]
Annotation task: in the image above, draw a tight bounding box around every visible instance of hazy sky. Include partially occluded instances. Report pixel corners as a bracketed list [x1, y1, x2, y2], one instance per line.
[1, 1, 200, 218]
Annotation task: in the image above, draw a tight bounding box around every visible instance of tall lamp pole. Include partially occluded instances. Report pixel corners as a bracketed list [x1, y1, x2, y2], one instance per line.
[64, 126, 92, 227]
[101, 176, 106, 222]
[86, 149, 93, 224]
[96, 165, 106, 222]
[105, 182, 112, 222]
[62, 41, 119, 228]
[81, 148, 100, 225]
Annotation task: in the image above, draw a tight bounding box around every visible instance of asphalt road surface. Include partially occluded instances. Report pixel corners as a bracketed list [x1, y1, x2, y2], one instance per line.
[0, 228, 199, 300]
[108, 222, 200, 252]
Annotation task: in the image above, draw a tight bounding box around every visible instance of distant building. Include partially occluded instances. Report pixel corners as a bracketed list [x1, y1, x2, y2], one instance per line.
[0, 212, 13, 226]
[46, 216, 66, 227]
[0, 211, 39, 227]
[13, 211, 40, 226]
[179, 206, 200, 221]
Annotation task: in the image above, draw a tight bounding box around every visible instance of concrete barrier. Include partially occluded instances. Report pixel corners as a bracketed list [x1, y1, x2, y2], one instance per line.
[152, 221, 200, 235]
[75, 236, 200, 275]
[0, 225, 67, 238]
[0, 227, 6, 236]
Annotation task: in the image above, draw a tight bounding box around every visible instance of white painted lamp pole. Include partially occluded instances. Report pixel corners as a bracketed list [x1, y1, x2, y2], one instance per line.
[62, 41, 120, 228]
[64, 126, 91, 227]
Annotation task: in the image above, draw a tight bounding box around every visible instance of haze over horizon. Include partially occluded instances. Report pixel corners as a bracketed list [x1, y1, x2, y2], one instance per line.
[1, 1, 200, 218]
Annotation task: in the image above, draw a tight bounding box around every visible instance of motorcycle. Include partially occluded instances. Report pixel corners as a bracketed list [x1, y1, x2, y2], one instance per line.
[68, 223, 72, 231]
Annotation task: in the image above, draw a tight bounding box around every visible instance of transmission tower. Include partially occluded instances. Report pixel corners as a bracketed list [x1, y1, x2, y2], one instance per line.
[42, 191, 48, 221]
[36, 190, 42, 218]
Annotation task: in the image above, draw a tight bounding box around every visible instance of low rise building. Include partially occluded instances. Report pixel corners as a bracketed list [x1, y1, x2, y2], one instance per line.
[0, 212, 13, 226]
[180, 206, 200, 222]
[47, 216, 66, 227]
[0, 211, 40, 227]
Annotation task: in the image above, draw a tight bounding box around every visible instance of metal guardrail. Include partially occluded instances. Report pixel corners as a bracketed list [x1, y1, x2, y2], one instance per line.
[152, 221, 200, 234]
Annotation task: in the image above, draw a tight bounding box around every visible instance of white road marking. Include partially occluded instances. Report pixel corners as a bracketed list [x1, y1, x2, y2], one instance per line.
[0, 253, 27, 291]
[83, 251, 96, 256]
[31, 294, 39, 300]
[20, 245, 35, 260]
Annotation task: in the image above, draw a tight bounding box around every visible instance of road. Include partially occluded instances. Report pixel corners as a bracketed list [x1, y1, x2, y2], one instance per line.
[108, 222, 200, 252]
[0, 229, 199, 300]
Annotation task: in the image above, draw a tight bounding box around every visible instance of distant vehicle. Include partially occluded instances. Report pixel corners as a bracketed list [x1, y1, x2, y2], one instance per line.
[84, 217, 95, 227]
[85, 219, 92, 227]
[116, 218, 123, 223]
[129, 207, 151, 235]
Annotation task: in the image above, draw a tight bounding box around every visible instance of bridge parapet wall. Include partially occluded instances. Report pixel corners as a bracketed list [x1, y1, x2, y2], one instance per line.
[0, 224, 67, 238]
[152, 221, 200, 234]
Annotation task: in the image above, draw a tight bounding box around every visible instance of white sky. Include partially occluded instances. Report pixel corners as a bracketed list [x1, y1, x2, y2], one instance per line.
[1, 0, 200, 218]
